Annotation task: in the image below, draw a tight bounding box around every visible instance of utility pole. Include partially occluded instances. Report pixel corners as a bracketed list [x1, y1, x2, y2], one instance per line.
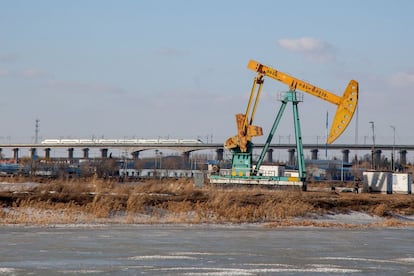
[33, 118, 40, 160]
[369, 121, 375, 169]
[154, 149, 158, 178]
[159, 151, 162, 180]
[35, 118, 40, 144]
[390, 125, 395, 172]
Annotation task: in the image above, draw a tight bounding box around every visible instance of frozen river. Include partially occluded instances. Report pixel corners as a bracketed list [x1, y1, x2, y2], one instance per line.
[0, 224, 413, 275]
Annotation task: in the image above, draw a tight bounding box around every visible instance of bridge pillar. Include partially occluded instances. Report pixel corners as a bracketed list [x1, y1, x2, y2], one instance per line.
[82, 148, 89, 159]
[399, 149, 407, 166]
[30, 148, 37, 159]
[182, 152, 190, 167]
[44, 148, 51, 160]
[101, 148, 108, 158]
[68, 148, 74, 160]
[267, 148, 273, 163]
[311, 149, 318, 160]
[131, 151, 139, 160]
[13, 148, 19, 161]
[342, 149, 350, 163]
[374, 149, 382, 169]
[216, 148, 224, 161]
[288, 148, 295, 166]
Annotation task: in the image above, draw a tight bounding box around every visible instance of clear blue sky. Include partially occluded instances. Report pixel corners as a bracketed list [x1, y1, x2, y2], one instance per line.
[1, 0, 413, 149]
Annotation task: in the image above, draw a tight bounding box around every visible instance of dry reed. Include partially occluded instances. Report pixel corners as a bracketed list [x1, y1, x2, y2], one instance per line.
[0, 177, 413, 226]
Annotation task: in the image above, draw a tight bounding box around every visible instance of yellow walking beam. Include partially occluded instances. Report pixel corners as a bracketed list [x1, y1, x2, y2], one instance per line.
[247, 60, 358, 144]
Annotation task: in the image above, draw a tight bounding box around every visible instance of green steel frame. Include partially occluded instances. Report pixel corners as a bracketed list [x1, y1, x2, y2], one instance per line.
[253, 91, 306, 180]
[210, 90, 307, 190]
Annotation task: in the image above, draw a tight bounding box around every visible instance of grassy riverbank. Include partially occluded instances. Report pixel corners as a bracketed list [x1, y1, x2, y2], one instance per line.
[0, 177, 413, 227]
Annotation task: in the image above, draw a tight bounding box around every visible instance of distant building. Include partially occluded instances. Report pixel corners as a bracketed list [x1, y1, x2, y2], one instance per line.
[305, 159, 354, 181]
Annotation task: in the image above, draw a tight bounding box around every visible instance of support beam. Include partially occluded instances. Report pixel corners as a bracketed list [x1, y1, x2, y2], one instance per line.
[399, 149, 407, 166]
[311, 149, 318, 160]
[374, 149, 382, 169]
[216, 148, 224, 161]
[30, 148, 37, 159]
[44, 148, 51, 159]
[132, 151, 139, 160]
[13, 148, 19, 161]
[68, 148, 74, 160]
[267, 148, 273, 163]
[288, 148, 295, 166]
[342, 149, 350, 163]
[101, 148, 108, 158]
[83, 148, 89, 159]
[182, 152, 190, 167]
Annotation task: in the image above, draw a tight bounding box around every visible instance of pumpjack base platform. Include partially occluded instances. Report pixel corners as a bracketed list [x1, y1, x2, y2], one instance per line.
[209, 175, 306, 190]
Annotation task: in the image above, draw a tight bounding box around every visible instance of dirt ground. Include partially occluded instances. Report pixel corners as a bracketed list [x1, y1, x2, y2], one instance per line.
[0, 177, 413, 227]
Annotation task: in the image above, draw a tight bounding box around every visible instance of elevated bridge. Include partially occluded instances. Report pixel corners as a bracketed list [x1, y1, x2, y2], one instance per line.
[0, 142, 412, 166]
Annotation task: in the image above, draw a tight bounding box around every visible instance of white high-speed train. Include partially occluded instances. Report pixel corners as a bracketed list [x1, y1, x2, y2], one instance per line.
[40, 138, 203, 145]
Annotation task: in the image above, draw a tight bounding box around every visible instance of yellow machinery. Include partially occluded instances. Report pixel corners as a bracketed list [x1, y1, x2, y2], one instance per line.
[247, 60, 358, 144]
[211, 59, 358, 189]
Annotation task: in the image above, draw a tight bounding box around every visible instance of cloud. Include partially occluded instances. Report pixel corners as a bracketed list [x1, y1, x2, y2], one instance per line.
[388, 71, 414, 87]
[278, 37, 335, 63]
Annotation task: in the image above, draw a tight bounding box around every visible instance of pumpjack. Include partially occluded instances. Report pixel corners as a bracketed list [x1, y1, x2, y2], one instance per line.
[209, 60, 359, 190]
